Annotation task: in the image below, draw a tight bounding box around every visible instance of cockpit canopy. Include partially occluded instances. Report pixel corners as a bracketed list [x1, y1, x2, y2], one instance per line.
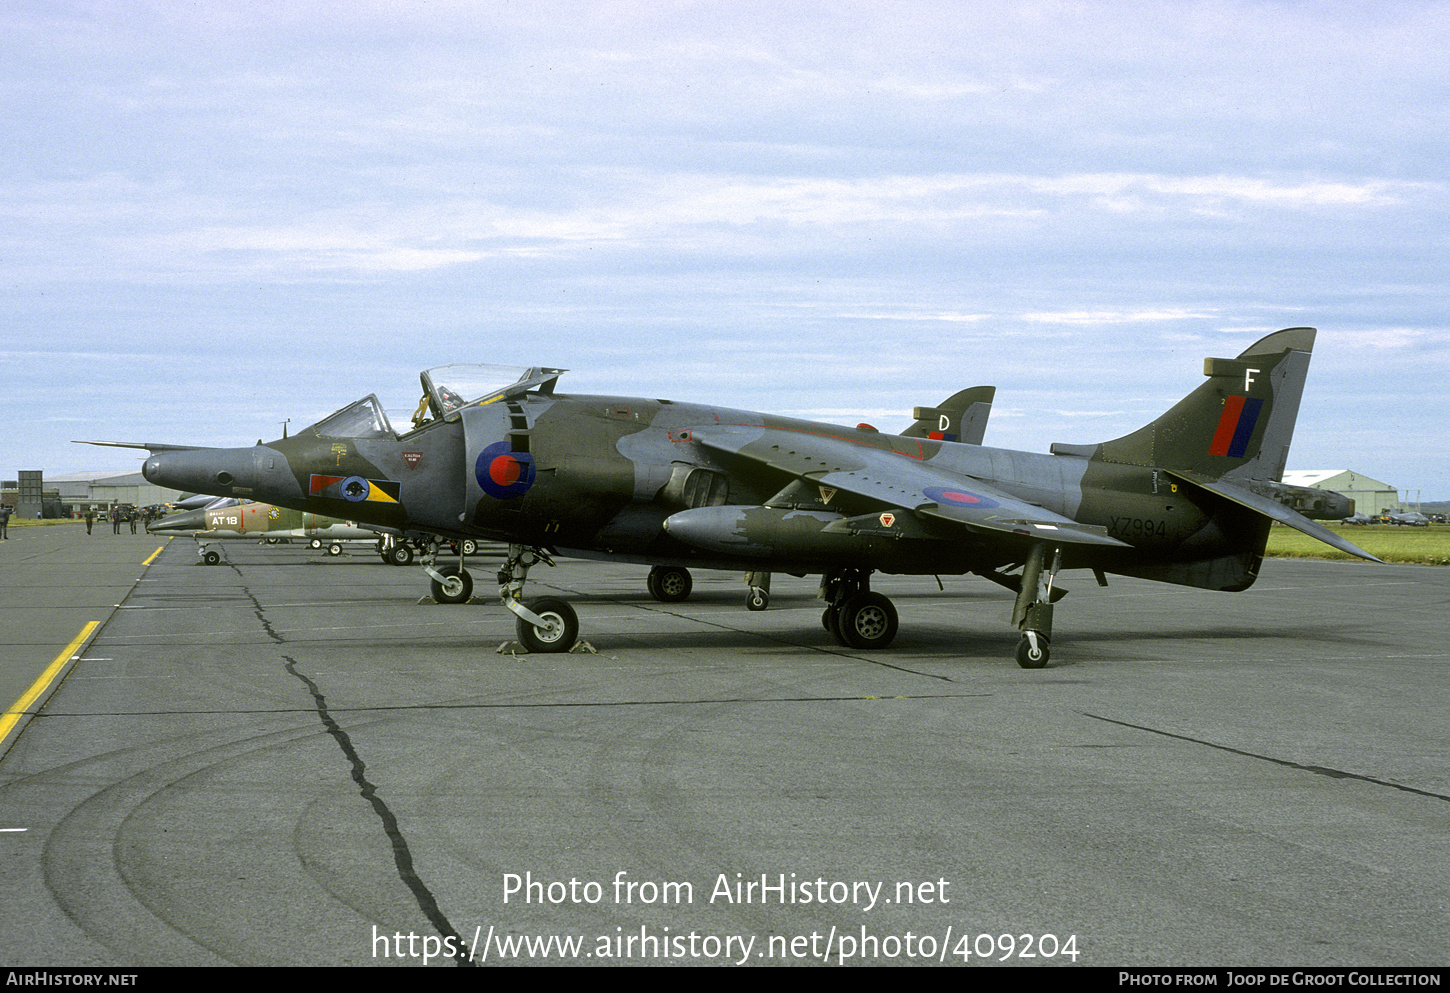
[309, 395, 396, 440]
[303, 364, 566, 440]
[412, 364, 565, 429]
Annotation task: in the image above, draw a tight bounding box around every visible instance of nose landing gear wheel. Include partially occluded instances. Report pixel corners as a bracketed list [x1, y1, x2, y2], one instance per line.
[430, 566, 473, 604]
[516, 597, 579, 653]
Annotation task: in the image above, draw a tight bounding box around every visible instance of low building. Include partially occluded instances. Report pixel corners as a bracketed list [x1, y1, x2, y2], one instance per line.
[42, 470, 185, 515]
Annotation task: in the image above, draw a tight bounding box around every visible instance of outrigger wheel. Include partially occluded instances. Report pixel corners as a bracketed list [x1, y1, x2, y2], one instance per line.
[1016, 633, 1049, 669]
[1012, 542, 1060, 669]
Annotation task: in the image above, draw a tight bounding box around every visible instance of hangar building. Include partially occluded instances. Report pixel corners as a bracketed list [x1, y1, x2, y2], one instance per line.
[1281, 470, 1403, 516]
[44, 470, 184, 514]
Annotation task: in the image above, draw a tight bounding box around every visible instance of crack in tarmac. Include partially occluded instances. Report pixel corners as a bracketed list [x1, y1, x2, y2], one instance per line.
[1083, 712, 1450, 803]
[237, 582, 473, 966]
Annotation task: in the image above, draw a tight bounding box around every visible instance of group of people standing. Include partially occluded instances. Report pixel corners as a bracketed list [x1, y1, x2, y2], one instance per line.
[0, 505, 161, 539]
[82, 506, 156, 535]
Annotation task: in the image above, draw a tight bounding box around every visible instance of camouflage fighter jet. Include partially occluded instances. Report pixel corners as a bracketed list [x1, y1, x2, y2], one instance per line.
[1385, 511, 1430, 527]
[86, 327, 1378, 666]
[147, 496, 387, 564]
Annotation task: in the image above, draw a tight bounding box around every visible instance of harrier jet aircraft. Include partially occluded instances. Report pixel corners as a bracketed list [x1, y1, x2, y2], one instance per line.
[85, 326, 1377, 666]
[146, 497, 384, 564]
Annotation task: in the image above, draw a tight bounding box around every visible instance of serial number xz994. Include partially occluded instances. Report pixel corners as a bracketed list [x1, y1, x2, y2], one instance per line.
[1108, 516, 1168, 540]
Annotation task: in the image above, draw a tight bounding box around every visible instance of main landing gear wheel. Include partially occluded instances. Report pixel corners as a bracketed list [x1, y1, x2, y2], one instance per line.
[460, 539, 478, 556]
[386, 544, 414, 566]
[836, 592, 898, 650]
[516, 597, 578, 653]
[430, 565, 473, 604]
[1016, 635, 1050, 669]
[647, 565, 693, 603]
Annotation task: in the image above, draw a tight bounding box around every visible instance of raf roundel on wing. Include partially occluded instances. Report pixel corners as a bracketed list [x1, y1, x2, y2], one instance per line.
[922, 485, 1000, 509]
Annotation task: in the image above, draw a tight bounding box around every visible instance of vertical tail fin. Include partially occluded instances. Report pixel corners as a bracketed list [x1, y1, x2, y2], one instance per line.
[1091, 327, 1315, 482]
[901, 386, 996, 444]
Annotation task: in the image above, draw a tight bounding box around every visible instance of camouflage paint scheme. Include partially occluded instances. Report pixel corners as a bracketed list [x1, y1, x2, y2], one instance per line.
[101, 327, 1376, 666]
[148, 499, 379, 542]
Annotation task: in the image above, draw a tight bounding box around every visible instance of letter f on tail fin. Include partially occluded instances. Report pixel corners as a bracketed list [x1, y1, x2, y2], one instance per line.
[1095, 327, 1315, 482]
[1068, 327, 1379, 564]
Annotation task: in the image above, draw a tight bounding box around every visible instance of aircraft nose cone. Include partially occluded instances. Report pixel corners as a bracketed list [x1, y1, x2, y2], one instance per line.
[143, 447, 256, 498]
[142, 444, 304, 509]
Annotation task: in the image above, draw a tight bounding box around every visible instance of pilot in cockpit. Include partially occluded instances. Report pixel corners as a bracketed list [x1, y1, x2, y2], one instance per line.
[410, 379, 466, 429]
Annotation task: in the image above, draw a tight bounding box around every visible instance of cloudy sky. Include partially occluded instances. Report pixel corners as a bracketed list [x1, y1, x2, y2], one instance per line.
[3, 1, 1446, 501]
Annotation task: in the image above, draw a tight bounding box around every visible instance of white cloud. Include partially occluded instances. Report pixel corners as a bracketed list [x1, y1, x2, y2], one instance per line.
[1021, 309, 1218, 325]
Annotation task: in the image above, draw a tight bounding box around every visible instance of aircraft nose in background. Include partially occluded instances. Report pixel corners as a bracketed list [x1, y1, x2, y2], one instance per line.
[147, 507, 207, 533]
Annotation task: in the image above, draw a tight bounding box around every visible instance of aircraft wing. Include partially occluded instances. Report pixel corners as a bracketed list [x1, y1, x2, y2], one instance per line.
[693, 425, 1130, 549]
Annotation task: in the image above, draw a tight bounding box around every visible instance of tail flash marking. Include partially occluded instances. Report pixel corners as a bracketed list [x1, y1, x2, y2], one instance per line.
[1208, 396, 1263, 458]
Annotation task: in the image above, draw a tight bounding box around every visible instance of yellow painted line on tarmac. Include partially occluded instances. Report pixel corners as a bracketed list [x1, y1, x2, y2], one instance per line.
[0, 621, 100, 745]
[143, 544, 166, 566]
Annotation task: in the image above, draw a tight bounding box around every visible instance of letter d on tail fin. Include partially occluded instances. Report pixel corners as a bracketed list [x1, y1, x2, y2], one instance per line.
[1094, 327, 1315, 482]
[902, 386, 996, 444]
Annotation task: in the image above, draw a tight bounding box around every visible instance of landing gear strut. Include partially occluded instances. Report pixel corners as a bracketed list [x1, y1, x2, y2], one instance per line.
[1012, 543, 1060, 668]
[820, 567, 898, 650]
[499, 544, 577, 652]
